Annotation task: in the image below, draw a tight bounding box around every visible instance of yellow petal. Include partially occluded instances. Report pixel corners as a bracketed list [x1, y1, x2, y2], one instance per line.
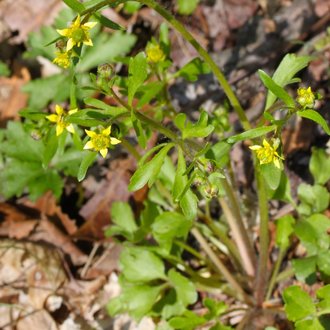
[68, 108, 78, 115]
[46, 114, 58, 123]
[85, 129, 97, 137]
[74, 15, 81, 25]
[55, 105, 64, 115]
[110, 137, 121, 145]
[83, 39, 93, 47]
[262, 139, 270, 148]
[249, 145, 262, 150]
[84, 141, 94, 150]
[66, 124, 75, 134]
[273, 158, 281, 169]
[102, 126, 111, 136]
[100, 148, 108, 158]
[84, 21, 97, 29]
[57, 28, 70, 37]
[67, 38, 74, 51]
[56, 125, 64, 136]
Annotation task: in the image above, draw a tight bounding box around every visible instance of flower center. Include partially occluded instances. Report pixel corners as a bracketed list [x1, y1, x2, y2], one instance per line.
[92, 135, 109, 151]
[72, 28, 85, 42]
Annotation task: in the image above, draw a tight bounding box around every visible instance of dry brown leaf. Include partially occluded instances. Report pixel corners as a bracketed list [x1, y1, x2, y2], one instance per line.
[0, 66, 30, 124]
[0, 0, 63, 43]
[29, 216, 87, 266]
[77, 156, 136, 239]
[83, 244, 122, 279]
[30, 191, 78, 235]
[17, 310, 57, 330]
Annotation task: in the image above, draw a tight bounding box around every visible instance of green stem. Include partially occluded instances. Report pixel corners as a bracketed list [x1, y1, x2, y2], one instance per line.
[221, 177, 257, 277]
[121, 138, 141, 160]
[255, 169, 269, 306]
[265, 248, 286, 301]
[109, 87, 180, 142]
[191, 227, 253, 305]
[69, 69, 77, 109]
[199, 213, 242, 268]
[136, 0, 251, 131]
[276, 267, 294, 283]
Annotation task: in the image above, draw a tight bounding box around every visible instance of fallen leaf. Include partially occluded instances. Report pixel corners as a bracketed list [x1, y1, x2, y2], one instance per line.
[0, 66, 30, 125]
[29, 215, 87, 265]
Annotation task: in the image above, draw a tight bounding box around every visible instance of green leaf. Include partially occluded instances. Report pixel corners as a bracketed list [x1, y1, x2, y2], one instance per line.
[169, 311, 205, 330]
[168, 269, 197, 306]
[175, 112, 214, 140]
[84, 97, 127, 116]
[19, 109, 47, 121]
[28, 171, 63, 201]
[152, 212, 192, 251]
[0, 122, 44, 162]
[177, 0, 199, 15]
[0, 60, 10, 77]
[120, 247, 166, 282]
[310, 148, 330, 185]
[292, 256, 317, 283]
[107, 202, 138, 239]
[131, 111, 147, 149]
[137, 81, 165, 108]
[93, 12, 124, 30]
[129, 143, 174, 191]
[295, 318, 324, 330]
[227, 125, 276, 143]
[294, 214, 330, 255]
[206, 141, 231, 167]
[317, 250, 330, 276]
[203, 299, 227, 320]
[77, 31, 136, 72]
[283, 286, 316, 322]
[297, 110, 330, 135]
[259, 70, 295, 108]
[42, 133, 58, 166]
[261, 162, 282, 190]
[127, 52, 148, 106]
[63, 0, 85, 12]
[317, 284, 330, 311]
[175, 57, 210, 81]
[77, 151, 97, 181]
[22, 74, 70, 110]
[173, 148, 197, 220]
[0, 160, 43, 198]
[107, 284, 163, 321]
[297, 183, 330, 216]
[275, 215, 295, 249]
[123, 1, 142, 14]
[266, 54, 311, 109]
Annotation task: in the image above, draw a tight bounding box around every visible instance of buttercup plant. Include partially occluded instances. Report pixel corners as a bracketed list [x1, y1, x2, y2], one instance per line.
[0, 0, 330, 329]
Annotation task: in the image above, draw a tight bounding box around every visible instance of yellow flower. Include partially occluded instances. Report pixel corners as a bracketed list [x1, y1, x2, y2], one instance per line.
[83, 126, 121, 158]
[146, 43, 165, 63]
[53, 51, 71, 69]
[249, 138, 284, 169]
[46, 105, 77, 136]
[57, 15, 97, 51]
[296, 87, 315, 109]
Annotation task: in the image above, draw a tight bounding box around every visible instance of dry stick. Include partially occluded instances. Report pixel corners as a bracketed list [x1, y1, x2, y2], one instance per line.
[191, 227, 254, 305]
